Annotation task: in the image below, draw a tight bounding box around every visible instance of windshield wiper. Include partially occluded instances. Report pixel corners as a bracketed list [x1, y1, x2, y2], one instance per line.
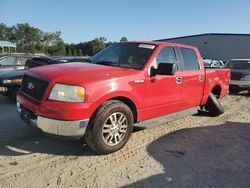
[94, 60, 118, 67]
[85, 59, 92, 63]
[118, 65, 133, 69]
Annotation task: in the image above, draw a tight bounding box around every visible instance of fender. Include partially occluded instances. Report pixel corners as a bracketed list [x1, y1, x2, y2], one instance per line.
[201, 76, 223, 105]
[86, 91, 142, 122]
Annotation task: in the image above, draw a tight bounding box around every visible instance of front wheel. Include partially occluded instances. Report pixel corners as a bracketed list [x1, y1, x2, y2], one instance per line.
[85, 100, 134, 155]
[205, 93, 224, 116]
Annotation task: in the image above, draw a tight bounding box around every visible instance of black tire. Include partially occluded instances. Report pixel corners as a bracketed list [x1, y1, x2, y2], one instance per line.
[205, 93, 224, 116]
[85, 100, 134, 155]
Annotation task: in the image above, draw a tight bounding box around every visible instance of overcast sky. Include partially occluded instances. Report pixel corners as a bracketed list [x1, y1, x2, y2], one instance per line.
[1, 0, 250, 43]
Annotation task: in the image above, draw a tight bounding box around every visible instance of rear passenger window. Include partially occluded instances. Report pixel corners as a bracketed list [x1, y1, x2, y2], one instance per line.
[180, 48, 200, 70]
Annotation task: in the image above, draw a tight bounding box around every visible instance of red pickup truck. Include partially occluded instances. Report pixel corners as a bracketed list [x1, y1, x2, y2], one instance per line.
[17, 42, 230, 154]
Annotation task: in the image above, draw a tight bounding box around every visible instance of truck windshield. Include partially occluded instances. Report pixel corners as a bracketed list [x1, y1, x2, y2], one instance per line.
[225, 61, 250, 70]
[88, 43, 155, 69]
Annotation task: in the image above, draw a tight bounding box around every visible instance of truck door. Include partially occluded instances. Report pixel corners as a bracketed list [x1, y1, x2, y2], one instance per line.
[144, 46, 182, 120]
[177, 47, 204, 108]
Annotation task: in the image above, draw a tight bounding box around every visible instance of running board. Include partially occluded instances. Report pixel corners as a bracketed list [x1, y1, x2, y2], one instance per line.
[134, 107, 199, 129]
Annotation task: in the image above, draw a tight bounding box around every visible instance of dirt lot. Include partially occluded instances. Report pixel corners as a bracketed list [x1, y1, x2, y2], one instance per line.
[0, 93, 250, 188]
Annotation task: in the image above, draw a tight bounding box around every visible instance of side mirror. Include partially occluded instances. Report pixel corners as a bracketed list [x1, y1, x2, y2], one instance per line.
[150, 62, 177, 76]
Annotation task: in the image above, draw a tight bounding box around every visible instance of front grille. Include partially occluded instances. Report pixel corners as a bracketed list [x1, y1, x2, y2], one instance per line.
[231, 72, 245, 80]
[22, 75, 49, 100]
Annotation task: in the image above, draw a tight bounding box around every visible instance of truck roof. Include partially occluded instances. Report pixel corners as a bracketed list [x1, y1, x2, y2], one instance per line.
[122, 41, 197, 49]
[229, 59, 250, 61]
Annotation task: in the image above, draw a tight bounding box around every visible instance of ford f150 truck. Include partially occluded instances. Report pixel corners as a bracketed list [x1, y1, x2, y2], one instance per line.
[16, 42, 230, 154]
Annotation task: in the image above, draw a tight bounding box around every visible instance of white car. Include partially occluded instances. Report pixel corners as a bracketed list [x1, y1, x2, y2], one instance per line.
[203, 58, 225, 68]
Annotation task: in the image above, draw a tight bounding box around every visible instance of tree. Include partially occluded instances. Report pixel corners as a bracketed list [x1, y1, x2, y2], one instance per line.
[65, 44, 72, 56]
[78, 49, 83, 56]
[72, 49, 77, 56]
[12, 23, 44, 53]
[47, 31, 65, 55]
[85, 37, 107, 56]
[0, 23, 12, 40]
[0, 22, 112, 56]
[120, 37, 128, 42]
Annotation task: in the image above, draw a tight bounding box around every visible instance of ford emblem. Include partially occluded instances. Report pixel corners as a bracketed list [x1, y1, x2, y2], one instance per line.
[27, 82, 35, 90]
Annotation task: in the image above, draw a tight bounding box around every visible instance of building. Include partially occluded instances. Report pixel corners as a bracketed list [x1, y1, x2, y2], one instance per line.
[0, 40, 16, 53]
[157, 33, 250, 61]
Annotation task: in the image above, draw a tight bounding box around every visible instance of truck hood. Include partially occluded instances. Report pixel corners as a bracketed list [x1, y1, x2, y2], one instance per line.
[26, 62, 140, 84]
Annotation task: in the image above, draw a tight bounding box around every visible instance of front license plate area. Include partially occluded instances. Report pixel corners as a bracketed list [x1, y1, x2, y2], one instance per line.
[21, 107, 32, 124]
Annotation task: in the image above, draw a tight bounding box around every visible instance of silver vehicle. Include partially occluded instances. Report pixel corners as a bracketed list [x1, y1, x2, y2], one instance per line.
[0, 54, 32, 72]
[203, 58, 225, 68]
[225, 59, 250, 92]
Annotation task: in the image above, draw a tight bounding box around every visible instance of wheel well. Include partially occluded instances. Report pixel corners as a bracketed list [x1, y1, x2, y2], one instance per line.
[211, 85, 222, 98]
[109, 97, 138, 123]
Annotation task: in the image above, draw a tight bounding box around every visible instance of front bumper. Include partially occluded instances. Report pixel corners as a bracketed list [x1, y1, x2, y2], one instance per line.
[230, 80, 250, 88]
[17, 102, 89, 139]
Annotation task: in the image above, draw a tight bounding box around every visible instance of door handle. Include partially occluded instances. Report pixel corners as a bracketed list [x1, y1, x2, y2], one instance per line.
[176, 76, 183, 84]
[199, 75, 204, 82]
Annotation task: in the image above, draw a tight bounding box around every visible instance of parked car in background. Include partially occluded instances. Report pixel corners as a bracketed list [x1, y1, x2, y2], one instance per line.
[24, 56, 63, 69]
[203, 58, 225, 68]
[0, 53, 34, 73]
[224, 59, 250, 93]
[17, 41, 230, 154]
[0, 57, 62, 99]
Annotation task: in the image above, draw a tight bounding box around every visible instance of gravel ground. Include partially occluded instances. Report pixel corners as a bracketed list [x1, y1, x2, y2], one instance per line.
[0, 93, 250, 188]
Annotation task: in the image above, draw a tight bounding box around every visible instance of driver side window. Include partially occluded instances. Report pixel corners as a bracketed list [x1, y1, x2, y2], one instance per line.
[156, 47, 177, 65]
[148, 47, 177, 75]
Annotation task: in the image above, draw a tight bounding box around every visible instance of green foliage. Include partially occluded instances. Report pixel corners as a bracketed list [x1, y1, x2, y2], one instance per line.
[65, 44, 72, 56]
[0, 23, 13, 40]
[0, 22, 128, 57]
[12, 23, 45, 53]
[78, 49, 83, 56]
[47, 31, 65, 56]
[0, 22, 65, 55]
[88, 37, 107, 55]
[120, 37, 128, 42]
[69, 37, 108, 57]
[73, 49, 77, 56]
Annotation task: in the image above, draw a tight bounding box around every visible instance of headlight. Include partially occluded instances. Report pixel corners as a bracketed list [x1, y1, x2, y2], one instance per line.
[241, 75, 250, 81]
[49, 84, 85, 102]
[2, 78, 23, 84]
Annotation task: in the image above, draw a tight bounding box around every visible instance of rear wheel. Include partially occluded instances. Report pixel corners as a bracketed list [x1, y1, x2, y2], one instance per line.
[85, 100, 134, 155]
[205, 93, 224, 116]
